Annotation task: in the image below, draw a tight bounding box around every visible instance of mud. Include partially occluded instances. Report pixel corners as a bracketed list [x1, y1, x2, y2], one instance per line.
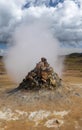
[0, 56, 82, 130]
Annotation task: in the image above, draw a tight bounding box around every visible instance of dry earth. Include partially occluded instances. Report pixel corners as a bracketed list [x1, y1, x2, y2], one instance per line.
[0, 54, 82, 130]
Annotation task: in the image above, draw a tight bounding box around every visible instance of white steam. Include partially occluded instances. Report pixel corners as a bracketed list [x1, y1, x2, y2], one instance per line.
[4, 22, 62, 83]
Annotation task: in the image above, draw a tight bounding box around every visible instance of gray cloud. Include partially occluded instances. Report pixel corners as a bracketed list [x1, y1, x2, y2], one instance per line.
[0, 0, 82, 49]
[0, 0, 24, 42]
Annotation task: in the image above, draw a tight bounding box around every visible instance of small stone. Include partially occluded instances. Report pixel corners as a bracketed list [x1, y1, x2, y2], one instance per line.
[50, 79, 56, 87]
[41, 71, 48, 80]
[75, 93, 80, 96]
[56, 120, 60, 124]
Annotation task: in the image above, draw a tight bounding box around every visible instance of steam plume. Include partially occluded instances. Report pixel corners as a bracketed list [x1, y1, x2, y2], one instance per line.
[4, 22, 63, 83]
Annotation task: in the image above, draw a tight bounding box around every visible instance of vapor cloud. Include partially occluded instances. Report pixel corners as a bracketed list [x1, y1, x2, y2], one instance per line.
[4, 22, 62, 83]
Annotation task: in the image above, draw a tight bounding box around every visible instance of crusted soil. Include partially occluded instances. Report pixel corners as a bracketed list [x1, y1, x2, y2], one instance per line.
[0, 55, 82, 130]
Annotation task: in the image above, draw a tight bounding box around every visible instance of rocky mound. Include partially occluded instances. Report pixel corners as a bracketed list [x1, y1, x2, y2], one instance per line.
[9, 58, 61, 93]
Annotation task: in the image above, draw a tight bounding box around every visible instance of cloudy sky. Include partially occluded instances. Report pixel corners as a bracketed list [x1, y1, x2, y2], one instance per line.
[0, 0, 82, 54]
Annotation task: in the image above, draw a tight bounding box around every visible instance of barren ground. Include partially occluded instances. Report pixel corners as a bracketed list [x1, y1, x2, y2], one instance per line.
[0, 54, 82, 130]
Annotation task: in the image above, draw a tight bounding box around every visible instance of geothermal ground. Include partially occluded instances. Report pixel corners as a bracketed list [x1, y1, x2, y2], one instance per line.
[0, 54, 82, 130]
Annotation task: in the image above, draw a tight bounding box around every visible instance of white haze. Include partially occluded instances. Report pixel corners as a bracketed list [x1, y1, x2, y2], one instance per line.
[4, 22, 63, 83]
[1, 0, 82, 83]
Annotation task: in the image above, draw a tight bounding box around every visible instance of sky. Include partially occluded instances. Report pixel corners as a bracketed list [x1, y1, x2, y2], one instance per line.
[0, 0, 82, 55]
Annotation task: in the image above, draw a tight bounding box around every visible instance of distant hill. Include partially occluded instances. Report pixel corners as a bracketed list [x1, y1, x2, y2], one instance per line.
[0, 53, 82, 61]
[0, 56, 3, 59]
[66, 53, 82, 58]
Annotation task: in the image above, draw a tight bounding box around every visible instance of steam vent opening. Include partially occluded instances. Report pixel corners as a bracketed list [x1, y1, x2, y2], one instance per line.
[9, 58, 62, 93]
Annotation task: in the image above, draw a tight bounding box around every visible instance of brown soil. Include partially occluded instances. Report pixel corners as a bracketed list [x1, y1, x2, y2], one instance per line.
[0, 55, 82, 130]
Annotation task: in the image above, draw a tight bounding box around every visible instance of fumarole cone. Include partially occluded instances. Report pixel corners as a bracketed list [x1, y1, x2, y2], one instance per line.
[9, 58, 62, 93]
